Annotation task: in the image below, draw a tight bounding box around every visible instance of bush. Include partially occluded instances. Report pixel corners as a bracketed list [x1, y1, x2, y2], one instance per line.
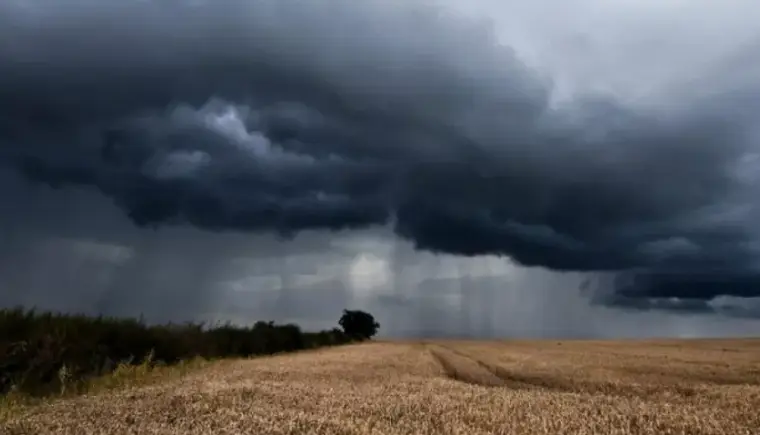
[0, 306, 352, 397]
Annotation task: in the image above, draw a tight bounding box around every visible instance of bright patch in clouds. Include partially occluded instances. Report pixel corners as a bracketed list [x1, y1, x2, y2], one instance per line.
[348, 253, 391, 294]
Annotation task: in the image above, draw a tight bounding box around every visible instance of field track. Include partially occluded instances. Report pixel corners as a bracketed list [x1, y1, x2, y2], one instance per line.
[3, 339, 760, 434]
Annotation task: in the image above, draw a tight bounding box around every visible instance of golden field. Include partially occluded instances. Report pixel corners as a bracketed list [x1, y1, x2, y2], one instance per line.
[3, 339, 759, 435]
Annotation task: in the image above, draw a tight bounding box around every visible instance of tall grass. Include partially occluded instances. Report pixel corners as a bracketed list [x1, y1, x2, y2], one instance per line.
[0, 306, 352, 398]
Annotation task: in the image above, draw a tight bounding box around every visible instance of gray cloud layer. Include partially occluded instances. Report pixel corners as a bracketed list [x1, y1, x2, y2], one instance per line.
[2, 0, 760, 306]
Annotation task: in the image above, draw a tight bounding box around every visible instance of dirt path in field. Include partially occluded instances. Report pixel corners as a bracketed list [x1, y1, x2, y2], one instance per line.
[3, 341, 760, 435]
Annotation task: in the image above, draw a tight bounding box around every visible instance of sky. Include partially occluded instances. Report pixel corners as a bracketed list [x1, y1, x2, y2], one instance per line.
[2, 0, 760, 338]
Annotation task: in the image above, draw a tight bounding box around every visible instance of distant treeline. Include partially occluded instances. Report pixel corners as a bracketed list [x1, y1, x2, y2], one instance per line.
[0, 307, 354, 397]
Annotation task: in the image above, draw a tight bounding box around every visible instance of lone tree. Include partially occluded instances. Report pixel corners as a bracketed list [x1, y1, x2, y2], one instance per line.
[338, 309, 379, 340]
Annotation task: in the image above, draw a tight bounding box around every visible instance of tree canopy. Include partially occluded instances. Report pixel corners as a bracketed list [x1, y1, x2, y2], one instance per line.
[338, 309, 379, 340]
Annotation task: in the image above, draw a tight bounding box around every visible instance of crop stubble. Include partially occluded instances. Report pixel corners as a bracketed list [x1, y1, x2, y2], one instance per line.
[3, 339, 759, 434]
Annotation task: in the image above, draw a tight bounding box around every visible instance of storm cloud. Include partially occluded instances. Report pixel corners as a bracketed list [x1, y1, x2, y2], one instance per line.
[2, 0, 760, 307]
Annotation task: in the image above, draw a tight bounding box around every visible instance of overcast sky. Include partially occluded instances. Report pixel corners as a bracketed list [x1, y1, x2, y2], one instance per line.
[2, 0, 760, 338]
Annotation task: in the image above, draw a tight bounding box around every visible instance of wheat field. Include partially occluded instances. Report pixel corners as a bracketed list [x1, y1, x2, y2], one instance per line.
[3, 339, 759, 434]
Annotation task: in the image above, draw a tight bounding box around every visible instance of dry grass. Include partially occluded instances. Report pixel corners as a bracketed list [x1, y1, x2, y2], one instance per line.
[0, 355, 212, 423]
[2, 339, 759, 434]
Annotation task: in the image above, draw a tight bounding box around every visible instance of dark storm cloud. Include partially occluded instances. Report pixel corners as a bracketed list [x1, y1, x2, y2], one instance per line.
[0, 168, 347, 322]
[2, 0, 760, 304]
